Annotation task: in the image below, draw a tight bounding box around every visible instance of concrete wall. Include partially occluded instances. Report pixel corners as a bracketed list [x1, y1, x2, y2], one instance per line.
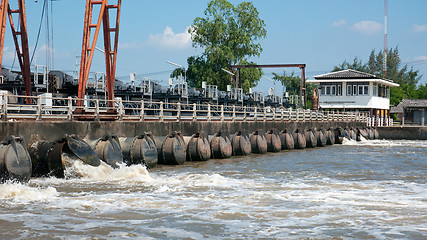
[378, 126, 427, 140]
[0, 120, 365, 144]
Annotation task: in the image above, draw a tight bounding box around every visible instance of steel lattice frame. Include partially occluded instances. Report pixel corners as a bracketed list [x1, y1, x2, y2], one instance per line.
[0, 0, 32, 104]
[77, 0, 121, 108]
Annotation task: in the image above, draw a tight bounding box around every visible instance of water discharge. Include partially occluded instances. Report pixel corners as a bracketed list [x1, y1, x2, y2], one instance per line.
[0, 140, 426, 239]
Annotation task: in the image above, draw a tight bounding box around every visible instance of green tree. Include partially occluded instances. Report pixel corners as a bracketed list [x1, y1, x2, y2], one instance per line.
[272, 71, 301, 96]
[171, 0, 267, 92]
[332, 57, 368, 73]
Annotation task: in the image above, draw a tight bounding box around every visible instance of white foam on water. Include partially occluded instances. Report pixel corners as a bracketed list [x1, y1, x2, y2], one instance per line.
[0, 181, 58, 203]
[341, 138, 427, 148]
[62, 154, 153, 183]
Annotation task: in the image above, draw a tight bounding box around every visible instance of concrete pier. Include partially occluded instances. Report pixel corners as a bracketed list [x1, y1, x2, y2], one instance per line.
[0, 121, 365, 144]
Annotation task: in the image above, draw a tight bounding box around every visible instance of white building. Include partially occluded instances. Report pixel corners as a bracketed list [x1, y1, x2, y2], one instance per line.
[307, 69, 400, 126]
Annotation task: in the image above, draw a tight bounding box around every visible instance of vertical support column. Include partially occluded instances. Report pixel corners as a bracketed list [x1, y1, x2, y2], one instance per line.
[272, 107, 276, 121]
[177, 102, 181, 122]
[77, 0, 122, 109]
[159, 101, 164, 122]
[95, 99, 100, 121]
[232, 105, 236, 122]
[421, 108, 425, 126]
[402, 107, 405, 126]
[139, 100, 144, 122]
[263, 107, 267, 122]
[281, 108, 284, 122]
[303, 109, 306, 122]
[67, 97, 73, 121]
[36, 95, 42, 121]
[254, 106, 257, 122]
[384, 109, 387, 126]
[243, 106, 247, 122]
[0, 0, 32, 103]
[220, 105, 224, 122]
[192, 103, 196, 121]
[118, 98, 124, 121]
[1, 93, 7, 121]
[207, 103, 211, 122]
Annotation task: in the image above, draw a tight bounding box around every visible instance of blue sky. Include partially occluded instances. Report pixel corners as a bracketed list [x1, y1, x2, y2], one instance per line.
[2, 0, 426, 93]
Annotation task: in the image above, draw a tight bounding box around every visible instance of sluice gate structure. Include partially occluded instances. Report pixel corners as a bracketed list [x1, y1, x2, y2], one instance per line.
[1, 94, 370, 182]
[1, 94, 368, 140]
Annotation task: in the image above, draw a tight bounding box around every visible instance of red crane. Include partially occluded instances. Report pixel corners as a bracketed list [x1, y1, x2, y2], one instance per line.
[0, 0, 32, 104]
[77, 0, 121, 109]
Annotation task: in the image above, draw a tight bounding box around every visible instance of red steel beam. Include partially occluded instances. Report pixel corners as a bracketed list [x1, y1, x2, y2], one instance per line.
[77, 0, 121, 108]
[0, 0, 32, 104]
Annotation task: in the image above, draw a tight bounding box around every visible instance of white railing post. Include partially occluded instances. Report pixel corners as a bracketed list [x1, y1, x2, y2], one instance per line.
[67, 97, 73, 121]
[281, 108, 284, 122]
[95, 99, 100, 121]
[36, 95, 42, 121]
[177, 102, 181, 122]
[272, 107, 276, 121]
[118, 98, 124, 121]
[193, 103, 197, 121]
[232, 105, 236, 122]
[264, 107, 267, 122]
[208, 103, 211, 122]
[243, 106, 247, 122]
[254, 106, 257, 122]
[2, 94, 8, 121]
[139, 100, 145, 122]
[303, 109, 306, 122]
[159, 101, 164, 121]
[220, 105, 224, 122]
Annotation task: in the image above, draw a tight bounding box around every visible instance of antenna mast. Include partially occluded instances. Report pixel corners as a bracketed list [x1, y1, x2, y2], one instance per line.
[383, 0, 388, 78]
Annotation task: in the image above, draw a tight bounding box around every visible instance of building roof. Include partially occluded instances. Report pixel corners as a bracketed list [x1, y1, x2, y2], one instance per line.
[308, 69, 400, 87]
[390, 102, 403, 113]
[314, 69, 378, 79]
[400, 99, 427, 108]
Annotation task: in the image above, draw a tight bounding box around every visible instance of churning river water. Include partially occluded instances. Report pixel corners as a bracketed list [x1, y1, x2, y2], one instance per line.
[1, 139, 426, 239]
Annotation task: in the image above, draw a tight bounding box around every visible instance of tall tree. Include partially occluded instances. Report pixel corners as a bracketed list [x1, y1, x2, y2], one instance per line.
[172, 0, 267, 92]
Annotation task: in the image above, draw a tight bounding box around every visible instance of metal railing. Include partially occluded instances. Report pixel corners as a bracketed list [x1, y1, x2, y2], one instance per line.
[0, 94, 369, 123]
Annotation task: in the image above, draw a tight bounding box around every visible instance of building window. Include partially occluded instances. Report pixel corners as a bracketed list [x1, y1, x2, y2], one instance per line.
[358, 85, 363, 95]
[364, 85, 369, 95]
[353, 85, 358, 95]
[331, 85, 336, 95]
[373, 83, 377, 96]
[326, 86, 331, 95]
[347, 85, 352, 95]
[337, 85, 342, 96]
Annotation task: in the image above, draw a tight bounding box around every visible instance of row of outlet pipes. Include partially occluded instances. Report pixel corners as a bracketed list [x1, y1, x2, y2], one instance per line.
[0, 126, 379, 183]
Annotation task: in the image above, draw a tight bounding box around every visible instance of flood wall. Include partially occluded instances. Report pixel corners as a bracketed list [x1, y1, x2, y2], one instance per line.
[0, 121, 364, 143]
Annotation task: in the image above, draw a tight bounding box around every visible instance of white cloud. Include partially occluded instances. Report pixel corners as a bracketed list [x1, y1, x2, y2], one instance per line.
[351, 21, 383, 35]
[147, 26, 192, 49]
[412, 24, 427, 33]
[332, 19, 346, 27]
[414, 56, 427, 61]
